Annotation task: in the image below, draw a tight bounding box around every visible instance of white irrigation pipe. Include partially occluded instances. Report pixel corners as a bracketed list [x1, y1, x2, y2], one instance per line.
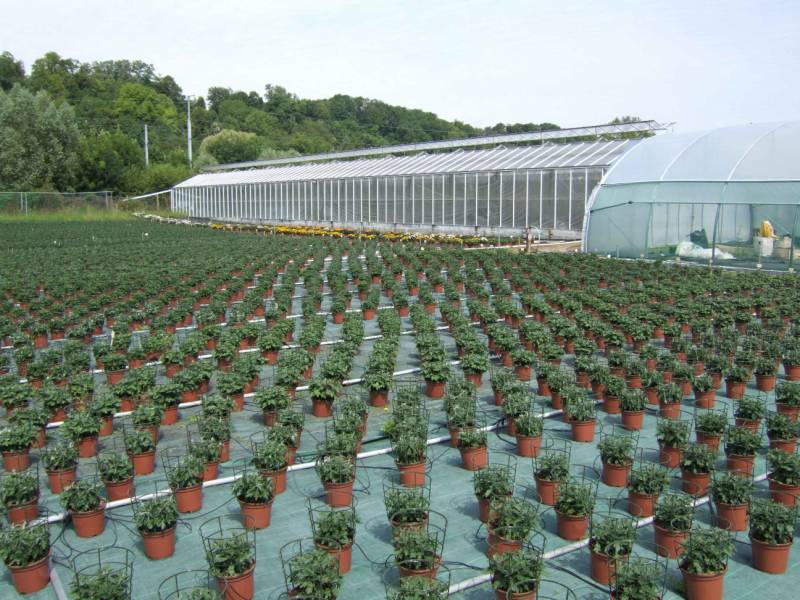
[43, 392, 567, 524]
[447, 470, 771, 595]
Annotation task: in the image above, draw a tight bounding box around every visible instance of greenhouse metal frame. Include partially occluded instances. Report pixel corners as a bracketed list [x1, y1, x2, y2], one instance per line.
[583, 121, 800, 270]
[172, 139, 638, 237]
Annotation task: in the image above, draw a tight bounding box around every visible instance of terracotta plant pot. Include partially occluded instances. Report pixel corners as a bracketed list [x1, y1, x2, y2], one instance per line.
[680, 567, 726, 600]
[755, 374, 776, 392]
[601, 461, 631, 488]
[750, 535, 792, 574]
[316, 541, 353, 575]
[681, 470, 710, 497]
[460, 446, 488, 471]
[715, 501, 748, 531]
[71, 503, 106, 538]
[725, 380, 745, 400]
[312, 398, 333, 418]
[161, 405, 179, 426]
[261, 467, 288, 494]
[131, 450, 156, 475]
[465, 372, 482, 387]
[621, 409, 644, 430]
[535, 476, 560, 506]
[653, 522, 687, 558]
[726, 453, 754, 476]
[141, 526, 176, 560]
[98, 416, 114, 437]
[695, 390, 716, 409]
[555, 510, 589, 540]
[216, 562, 255, 600]
[514, 366, 531, 381]
[569, 418, 595, 443]
[494, 588, 535, 600]
[369, 389, 389, 407]
[425, 380, 445, 399]
[602, 396, 621, 414]
[735, 417, 760, 433]
[397, 557, 440, 579]
[194, 459, 215, 481]
[659, 444, 682, 469]
[696, 431, 721, 452]
[768, 477, 800, 507]
[776, 403, 799, 422]
[174, 484, 203, 513]
[659, 402, 681, 419]
[590, 548, 627, 584]
[486, 527, 522, 559]
[397, 462, 426, 487]
[8, 553, 50, 594]
[516, 435, 541, 458]
[239, 499, 273, 529]
[2, 449, 30, 472]
[323, 480, 354, 507]
[769, 437, 797, 453]
[47, 468, 77, 494]
[77, 435, 98, 458]
[105, 478, 134, 501]
[8, 498, 39, 524]
[628, 491, 657, 517]
[783, 364, 800, 381]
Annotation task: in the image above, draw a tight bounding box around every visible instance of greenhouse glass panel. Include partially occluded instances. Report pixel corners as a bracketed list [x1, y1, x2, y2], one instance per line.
[540, 171, 555, 229]
[556, 170, 571, 230]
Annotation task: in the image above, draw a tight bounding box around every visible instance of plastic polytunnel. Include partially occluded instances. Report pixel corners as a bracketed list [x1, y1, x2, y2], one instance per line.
[583, 121, 800, 269]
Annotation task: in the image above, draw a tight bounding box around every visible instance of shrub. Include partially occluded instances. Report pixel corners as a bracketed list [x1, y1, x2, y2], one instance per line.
[232, 472, 274, 504]
[61, 479, 104, 513]
[287, 549, 341, 600]
[41, 441, 78, 472]
[680, 444, 716, 474]
[134, 494, 178, 533]
[725, 426, 761, 457]
[749, 498, 795, 544]
[680, 527, 733, 575]
[384, 487, 430, 525]
[205, 533, 253, 578]
[628, 464, 670, 496]
[767, 449, 800, 486]
[489, 496, 540, 541]
[0, 521, 49, 568]
[590, 517, 636, 558]
[598, 434, 635, 466]
[489, 548, 543, 594]
[613, 557, 662, 600]
[0, 470, 38, 508]
[554, 480, 595, 517]
[535, 453, 569, 482]
[98, 452, 133, 483]
[711, 471, 753, 505]
[657, 419, 690, 449]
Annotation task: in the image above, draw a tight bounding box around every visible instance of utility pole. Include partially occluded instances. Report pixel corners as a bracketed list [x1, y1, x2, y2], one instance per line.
[186, 97, 193, 168]
[144, 123, 150, 167]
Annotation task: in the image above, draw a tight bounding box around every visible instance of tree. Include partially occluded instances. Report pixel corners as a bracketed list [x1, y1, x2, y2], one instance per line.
[199, 129, 262, 164]
[0, 52, 25, 91]
[77, 130, 143, 191]
[113, 82, 178, 129]
[0, 85, 80, 190]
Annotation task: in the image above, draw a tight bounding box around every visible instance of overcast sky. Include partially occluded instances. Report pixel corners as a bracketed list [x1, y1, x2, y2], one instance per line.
[3, 0, 799, 133]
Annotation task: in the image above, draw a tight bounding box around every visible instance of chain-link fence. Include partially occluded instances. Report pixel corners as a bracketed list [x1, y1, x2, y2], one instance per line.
[0, 191, 114, 214]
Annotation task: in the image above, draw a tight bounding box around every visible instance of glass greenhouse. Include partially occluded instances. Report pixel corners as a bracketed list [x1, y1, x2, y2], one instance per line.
[171, 140, 636, 238]
[583, 121, 800, 269]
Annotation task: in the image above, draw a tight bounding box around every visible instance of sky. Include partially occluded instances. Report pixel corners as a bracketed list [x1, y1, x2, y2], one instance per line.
[3, 0, 799, 133]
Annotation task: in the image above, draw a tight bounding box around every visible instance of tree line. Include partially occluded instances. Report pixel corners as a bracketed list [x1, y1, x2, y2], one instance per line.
[2, 50, 633, 195]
